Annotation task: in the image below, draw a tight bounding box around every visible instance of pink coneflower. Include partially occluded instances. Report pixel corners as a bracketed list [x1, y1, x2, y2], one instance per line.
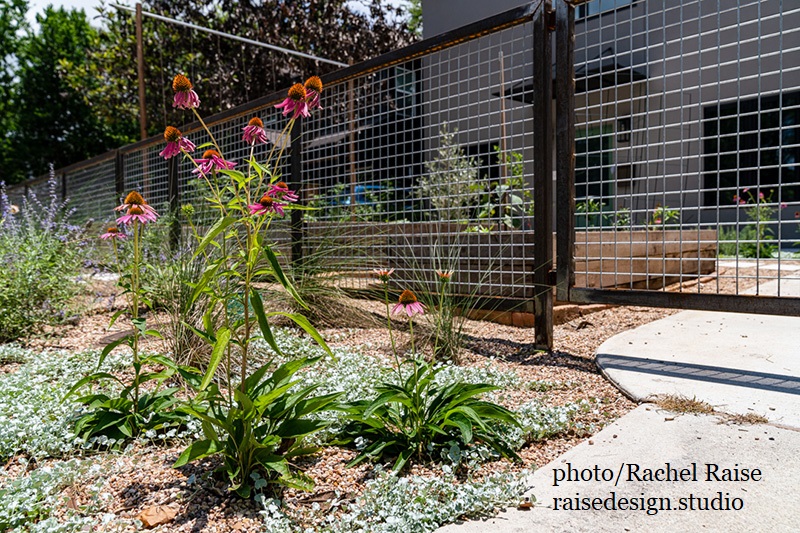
[117, 205, 157, 226]
[742, 187, 750, 193]
[758, 191, 765, 200]
[392, 290, 425, 317]
[247, 193, 286, 217]
[436, 269, 454, 282]
[275, 84, 310, 119]
[780, 203, 788, 209]
[114, 191, 159, 221]
[373, 268, 395, 283]
[192, 149, 237, 176]
[100, 226, 126, 240]
[243, 117, 268, 145]
[159, 126, 196, 159]
[172, 74, 201, 110]
[267, 181, 299, 203]
[304, 76, 323, 111]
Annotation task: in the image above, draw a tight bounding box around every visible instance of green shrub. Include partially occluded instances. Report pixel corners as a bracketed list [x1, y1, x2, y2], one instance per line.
[0, 174, 89, 342]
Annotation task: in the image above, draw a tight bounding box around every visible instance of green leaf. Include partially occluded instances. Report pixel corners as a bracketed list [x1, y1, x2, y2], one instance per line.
[108, 308, 125, 329]
[265, 312, 333, 359]
[194, 216, 237, 259]
[190, 258, 224, 305]
[174, 439, 222, 468]
[262, 246, 307, 309]
[219, 169, 246, 186]
[249, 289, 282, 357]
[96, 335, 130, 371]
[62, 372, 126, 402]
[199, 327, 231, 391]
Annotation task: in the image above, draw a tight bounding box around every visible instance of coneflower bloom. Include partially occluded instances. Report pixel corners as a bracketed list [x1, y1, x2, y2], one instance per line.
[275, 83, 310, 119]
[243, 117, 268, 145]
[172, 74, 201, 110]
[304, 76, 323, 111]
[100, 226, 126, 240]
[373, 268, 395, 283]
[192, 149, 237, 176]
[114, 191, 159, 221]
[267, 181, 299, 203]
[436, 269, 454, 283]
[159, 126, 196, 159]
[392, 290, 425, 317]
[117, 205, 157, 226]
[247, 193, 286, 217]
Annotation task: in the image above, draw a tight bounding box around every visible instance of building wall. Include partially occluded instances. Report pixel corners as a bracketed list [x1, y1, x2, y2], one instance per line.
[421, 0, 800, 237]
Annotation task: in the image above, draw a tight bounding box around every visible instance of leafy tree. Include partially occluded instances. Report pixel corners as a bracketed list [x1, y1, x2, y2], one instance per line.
[63, 0, 416, 141]
[5, 7, 118, 184]
[0, 0, 28, 183]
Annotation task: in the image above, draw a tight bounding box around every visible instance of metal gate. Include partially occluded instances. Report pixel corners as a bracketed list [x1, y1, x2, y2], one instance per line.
[553, 0, 800, 345]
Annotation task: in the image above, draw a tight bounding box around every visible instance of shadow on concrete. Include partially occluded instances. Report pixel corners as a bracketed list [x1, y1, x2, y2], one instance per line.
[597, 353, 800, 395]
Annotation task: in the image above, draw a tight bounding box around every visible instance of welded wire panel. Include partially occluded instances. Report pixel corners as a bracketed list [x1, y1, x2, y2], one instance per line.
[301, 18, 538, 301]
[66, 158, 118, 225]
[572, 0, 800, 297]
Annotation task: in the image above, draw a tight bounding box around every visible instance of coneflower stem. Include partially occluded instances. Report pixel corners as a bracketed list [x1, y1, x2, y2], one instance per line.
[192, 108, 223, 157]
[384, 284, 401, 380]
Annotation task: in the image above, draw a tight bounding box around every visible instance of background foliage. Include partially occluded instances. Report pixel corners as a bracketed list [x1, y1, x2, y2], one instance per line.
[0, 0, 416, 185]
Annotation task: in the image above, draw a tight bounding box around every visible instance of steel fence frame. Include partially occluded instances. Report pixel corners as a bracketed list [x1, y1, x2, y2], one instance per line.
[4, 0, 800, 351]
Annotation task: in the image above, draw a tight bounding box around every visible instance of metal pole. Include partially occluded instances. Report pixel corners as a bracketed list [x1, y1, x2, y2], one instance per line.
[348, 65, 357, 219]
[533, 0, 554, 351]
[114, 150, 125, 199]
[290, 120, 304, 266]
[136, 3, 147, 141]
[112, 3, 348, 68]
[555, 0, 576, 302]
[60, 172, 67, 202]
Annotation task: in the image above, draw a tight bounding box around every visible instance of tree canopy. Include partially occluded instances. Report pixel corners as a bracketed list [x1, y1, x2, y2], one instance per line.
[1, 0, 416, 185]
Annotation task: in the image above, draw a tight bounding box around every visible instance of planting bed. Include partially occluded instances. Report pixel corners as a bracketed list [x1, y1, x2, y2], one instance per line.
[0, 262, 779, 532]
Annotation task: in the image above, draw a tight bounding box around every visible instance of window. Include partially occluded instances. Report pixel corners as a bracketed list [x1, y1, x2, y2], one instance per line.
[703, 91, 800, 205]
[576, 124, 615, 199]
[395, 66, 418, 117]
[577, 0, 633, 19]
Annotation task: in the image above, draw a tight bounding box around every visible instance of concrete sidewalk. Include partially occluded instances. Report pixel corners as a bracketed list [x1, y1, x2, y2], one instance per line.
[438, 405, 800, 532]
[438, 292, 800, 532]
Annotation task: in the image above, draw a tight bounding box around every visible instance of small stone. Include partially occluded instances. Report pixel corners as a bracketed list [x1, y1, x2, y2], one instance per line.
[138, 505, 178, 528]
[588, 440, 594, 445]
[664, 416, 674, 421]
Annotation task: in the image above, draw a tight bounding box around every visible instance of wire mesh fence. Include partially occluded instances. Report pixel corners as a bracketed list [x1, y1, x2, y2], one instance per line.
[572, 0, 800, 299]
[2, 0, 799, 313]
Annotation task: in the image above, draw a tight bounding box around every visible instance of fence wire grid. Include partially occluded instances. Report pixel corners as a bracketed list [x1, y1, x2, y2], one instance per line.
[3, 0, 800, 311]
